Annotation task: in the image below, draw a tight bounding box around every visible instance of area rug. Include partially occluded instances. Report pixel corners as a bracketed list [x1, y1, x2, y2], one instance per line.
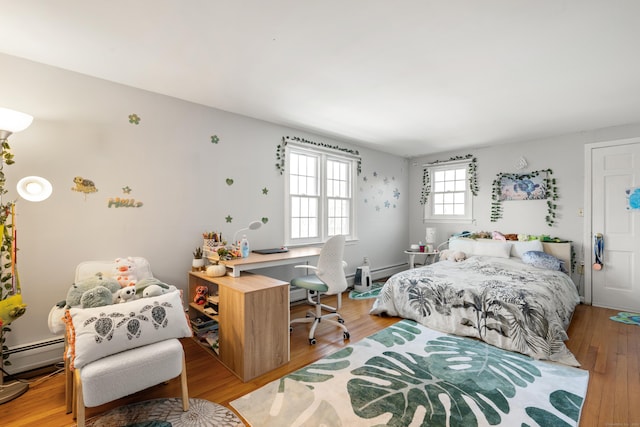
[231, 319, 589, 427]
[610, 312, 640, 325]
[85, 398, 244, 427]
[348, 281, 385, 300]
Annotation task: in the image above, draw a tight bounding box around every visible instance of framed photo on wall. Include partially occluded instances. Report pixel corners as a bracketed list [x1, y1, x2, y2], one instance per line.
[499, 173, 548, 201]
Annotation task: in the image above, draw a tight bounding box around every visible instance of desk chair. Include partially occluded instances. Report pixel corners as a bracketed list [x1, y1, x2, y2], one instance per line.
[289, 235, 350, 344]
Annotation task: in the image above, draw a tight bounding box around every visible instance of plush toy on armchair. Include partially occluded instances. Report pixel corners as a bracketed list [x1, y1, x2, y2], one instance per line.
[114, 257, 138, 287]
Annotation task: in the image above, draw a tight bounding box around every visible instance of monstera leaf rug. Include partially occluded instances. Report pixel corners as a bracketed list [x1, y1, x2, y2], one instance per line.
[348, 281, 385, 300]
[231, 320, 589, 427]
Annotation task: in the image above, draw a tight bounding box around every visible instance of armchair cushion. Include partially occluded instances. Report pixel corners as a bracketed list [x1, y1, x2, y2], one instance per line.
[64, 290, 192, 370]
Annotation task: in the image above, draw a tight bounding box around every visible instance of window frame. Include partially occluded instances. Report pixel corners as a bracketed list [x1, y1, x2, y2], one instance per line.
[285, 143, 357, 245]
[423, 161, 474, 224]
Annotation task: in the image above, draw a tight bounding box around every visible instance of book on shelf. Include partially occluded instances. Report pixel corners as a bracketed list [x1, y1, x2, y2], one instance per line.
[191, 316, 218, 330]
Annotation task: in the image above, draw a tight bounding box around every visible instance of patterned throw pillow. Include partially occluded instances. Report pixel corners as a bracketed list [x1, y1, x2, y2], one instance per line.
[522, 250, 566, 272]
[64, 290, 192, 370]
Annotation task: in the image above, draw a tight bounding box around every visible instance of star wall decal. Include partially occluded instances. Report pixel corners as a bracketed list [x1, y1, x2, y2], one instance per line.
[122, 186, 132, 194]
[262, 187, 269, 195]
[211, 135, 220, 144]
[225, 215, 233, 223]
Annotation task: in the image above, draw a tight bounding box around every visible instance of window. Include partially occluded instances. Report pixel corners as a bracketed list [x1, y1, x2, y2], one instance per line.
[423, 162, 473, 223]
[285, 145, 356, 244]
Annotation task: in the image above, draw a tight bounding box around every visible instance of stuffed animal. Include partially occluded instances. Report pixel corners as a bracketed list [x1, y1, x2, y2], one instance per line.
[438, 249, 466, 262]
[492, 231, 506, 241]
[113, 257, 138, 288]
[80, 285, 113, 308]
[193, 285, 208, 305]
[65, 273, 120, 308]
[142, 283, 177, 298]
[135, 278, 176, 297]
[0, 294, 27, 326]
[114, 286, 137, 304]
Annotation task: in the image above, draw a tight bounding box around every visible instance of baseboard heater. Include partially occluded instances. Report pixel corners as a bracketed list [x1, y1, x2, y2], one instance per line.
[4, 337, 65, 375]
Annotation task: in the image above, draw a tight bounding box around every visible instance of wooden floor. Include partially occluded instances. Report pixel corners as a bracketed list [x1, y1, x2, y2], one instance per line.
[0, 297, 637, 426]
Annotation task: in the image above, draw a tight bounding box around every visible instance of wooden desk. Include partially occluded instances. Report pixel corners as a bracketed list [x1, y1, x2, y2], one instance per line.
[213, 246, 322, 277]
[188, 271, 289, 382]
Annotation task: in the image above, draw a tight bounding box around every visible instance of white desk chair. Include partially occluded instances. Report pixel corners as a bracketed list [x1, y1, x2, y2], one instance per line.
[289, 235, 350, 344]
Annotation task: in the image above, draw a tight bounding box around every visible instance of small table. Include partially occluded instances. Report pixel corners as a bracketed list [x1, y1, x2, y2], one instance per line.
[404, 250, 438, 269]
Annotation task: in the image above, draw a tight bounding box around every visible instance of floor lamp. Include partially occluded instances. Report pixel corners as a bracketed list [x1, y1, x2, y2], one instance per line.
[0, 107, 50, 405]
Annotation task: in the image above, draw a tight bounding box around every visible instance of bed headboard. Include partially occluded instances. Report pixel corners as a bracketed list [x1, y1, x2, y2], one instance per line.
[542, 242, 572, 271]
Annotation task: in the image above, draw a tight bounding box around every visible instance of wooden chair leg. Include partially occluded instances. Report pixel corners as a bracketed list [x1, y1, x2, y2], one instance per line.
[180, 353, 189, 411]
[74, 368, 85, 427]
[64, 356, 73, 414]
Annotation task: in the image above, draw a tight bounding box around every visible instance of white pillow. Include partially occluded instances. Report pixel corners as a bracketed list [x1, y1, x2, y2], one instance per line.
[472, 239, 513, 258]
[511, 240, 544, 258]
[448, 238, 475, 254]
[64, 290, 192, 370]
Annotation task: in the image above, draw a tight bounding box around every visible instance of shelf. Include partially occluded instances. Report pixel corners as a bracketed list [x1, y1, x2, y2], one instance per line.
[189, 302, 219, 322]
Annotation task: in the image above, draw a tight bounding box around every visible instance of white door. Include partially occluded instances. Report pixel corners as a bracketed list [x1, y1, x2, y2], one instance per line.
[588, 140, 640, 311]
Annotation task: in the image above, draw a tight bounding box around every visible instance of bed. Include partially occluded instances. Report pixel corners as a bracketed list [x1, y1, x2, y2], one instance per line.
[370, 238, 581, 366]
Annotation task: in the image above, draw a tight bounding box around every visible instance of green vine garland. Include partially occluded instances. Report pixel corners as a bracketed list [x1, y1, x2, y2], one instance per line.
[490, 169, 558, 226]
[276, 136, 362, 175]
[0, 139, 16, 365]
[420, 154, 478, 205]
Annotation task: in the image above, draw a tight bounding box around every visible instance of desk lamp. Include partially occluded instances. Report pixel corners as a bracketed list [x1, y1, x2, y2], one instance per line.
[232, 220, 262, 246]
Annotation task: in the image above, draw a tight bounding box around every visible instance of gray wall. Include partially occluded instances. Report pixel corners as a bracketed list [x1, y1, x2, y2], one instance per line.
[0, 53, 409, 372]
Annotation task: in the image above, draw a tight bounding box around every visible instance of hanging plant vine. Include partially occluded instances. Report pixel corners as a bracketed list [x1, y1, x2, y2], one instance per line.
[490, 169, 558, 226]
[420, 154, 478, 205]
[276, 136, 362, 175]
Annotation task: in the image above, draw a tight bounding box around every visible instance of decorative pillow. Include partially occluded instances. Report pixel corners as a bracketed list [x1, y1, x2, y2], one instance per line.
[522, 250, 566, 272]
[472, 239, 512, 258]
[448, 238, 475, 255]
[510, 240, 544, 258]
[64, 290, 192, 370]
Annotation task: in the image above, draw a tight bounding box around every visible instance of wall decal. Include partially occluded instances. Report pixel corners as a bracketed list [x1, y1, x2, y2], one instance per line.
[108, 186, 143, 208]
[71, 176, 98, 200]
[128, 114, 141, 125]
[262, 187, 269, 195]
[108, 198, 143, 208]
[226, 178, 234, 186]
[626, 187, 640, 210]
[361, 171, 399, 212]
[211, 135, 220, 144]
[261, 217, 269, 224]
[225, 215, 233, 223]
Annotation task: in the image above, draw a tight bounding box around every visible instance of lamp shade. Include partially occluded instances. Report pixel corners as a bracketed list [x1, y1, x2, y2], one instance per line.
[17, 176, 53, 202]
[425, 227, 437, 244]
[0, 108, 33, 133]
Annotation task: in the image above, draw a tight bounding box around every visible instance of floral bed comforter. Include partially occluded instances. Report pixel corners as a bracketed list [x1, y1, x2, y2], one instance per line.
[370, 256, 581, 365]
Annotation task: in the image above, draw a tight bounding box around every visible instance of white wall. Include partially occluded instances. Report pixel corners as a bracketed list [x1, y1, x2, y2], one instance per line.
[408, 122, 640, 293]
[0, 53, 409, 372]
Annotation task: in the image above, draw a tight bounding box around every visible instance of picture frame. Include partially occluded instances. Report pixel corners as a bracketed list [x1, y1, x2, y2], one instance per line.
[499, 173, 548, 201]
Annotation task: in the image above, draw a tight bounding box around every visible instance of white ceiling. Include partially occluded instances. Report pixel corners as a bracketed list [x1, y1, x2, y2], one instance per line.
[1, 1, 639, 158]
